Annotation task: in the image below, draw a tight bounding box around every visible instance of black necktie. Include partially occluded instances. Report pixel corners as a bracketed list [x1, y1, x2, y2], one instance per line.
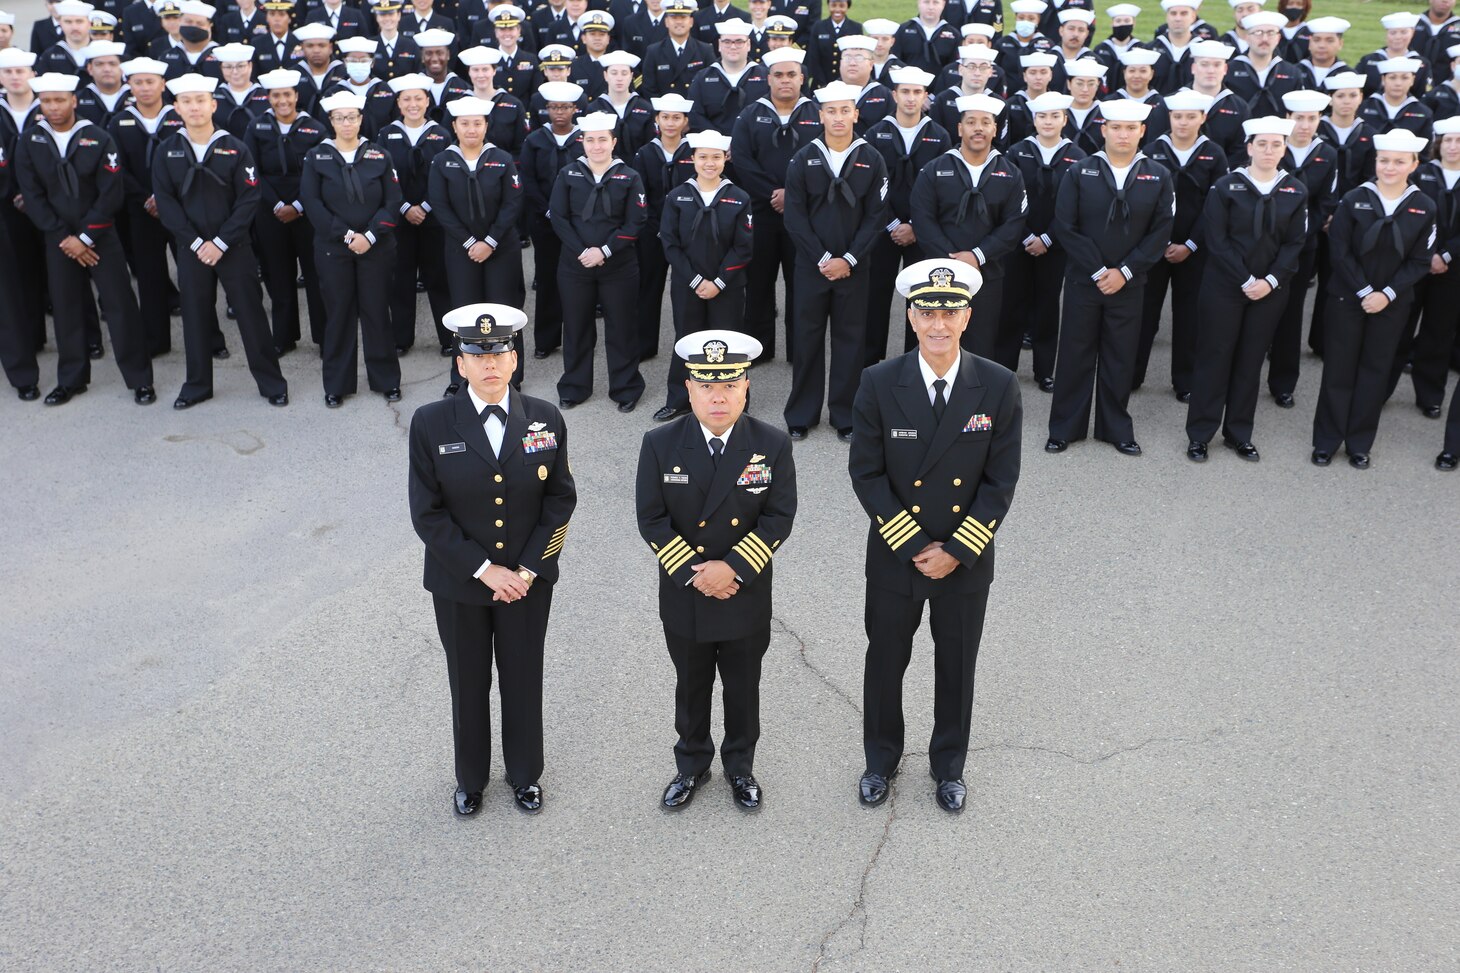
[710, 437, 724, 467]
[932, 378, 947, 423]
[483, 403, 506, 426]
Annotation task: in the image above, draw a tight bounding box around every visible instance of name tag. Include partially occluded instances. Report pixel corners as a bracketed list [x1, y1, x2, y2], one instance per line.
[438, 442, 466, 454]
[663, 473, 689, 484]
[891, 429, 918, 440]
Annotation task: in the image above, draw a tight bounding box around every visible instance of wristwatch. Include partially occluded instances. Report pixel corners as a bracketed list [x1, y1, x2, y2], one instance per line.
[518, 569, 533, 583]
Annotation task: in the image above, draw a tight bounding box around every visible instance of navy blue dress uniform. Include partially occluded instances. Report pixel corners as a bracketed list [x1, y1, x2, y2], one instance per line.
[120, 0, 164, 57]
[1046, 98, 1174, 453]
[1313, 134, 1438, 467]
[107, 80, 187, 357]
[158, 43, 226, 83]
[658, 134, 755, 415]
[638, 4, 714, 97]
[1310, 80, 1377, 356]
[621, 4, 671, 58]
[1135, 102, 1228, 398]
[217, 3, 267, 44]
[909, 96, 1028, 369]
[848, 259, 1021, 814]
[804, 12, 859, 88]
[1226, 51, 1306, 119]
[1355, 48, 1430, 100]
[243, 70, 330, 351]
[0, 104, 40, 398]
[630, 101, 697, 362]
[251, 26, 304, 74]
[213, 81, 274, 137]
[151, 74, 287, 407]
[304, 0, 369, 39]
[861, 77, 952, 368]
[635, 330, 796, 810]
[379, 81, 455, 356]
[1357, 92, 1435, 142]
[729, 57, 824, 360]
[548, 112, 649, 408]
[321, 74, 400, 138]
[1268, 90, 1339, 406]
[1184, 123, 1309, 462]
[14, 74, 156, 405]
[1000, 96, 1086, 389]
[298, 93, 404, 403]
[371, 27, 423, 81]
[891, 15, 961, 74]
[691, 0, 748, 46]
[0, 74, 47, 373]
[490, 44, 539, 102]
[585, 90, 657, 160]
[427, 97, 527, 384]
[687, 59, 769, 134]
[782, 87, 889, 437]
[518, 80, 585, 355]
[407, 304, 577, 816]
[1403, 135, 1460, 417]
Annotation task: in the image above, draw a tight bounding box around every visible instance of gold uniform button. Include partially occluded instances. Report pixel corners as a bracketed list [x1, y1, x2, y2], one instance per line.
[952, 505, 961, 513]
[911, 505, 921, 513]
[953, 478, 962, 486]
[495, 497, 503, 505]
[696, 546, 705, 553]
[494, 474, 503, 483]
[913, 479, 922, 487]
[495, 542, 504, 550]
[495, 519, 504, 528]
[731, 518, 739, 526]
[698, 520, 706, 527]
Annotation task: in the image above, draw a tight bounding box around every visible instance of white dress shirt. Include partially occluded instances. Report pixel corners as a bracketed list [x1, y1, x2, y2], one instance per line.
[917, 351, 960, 406]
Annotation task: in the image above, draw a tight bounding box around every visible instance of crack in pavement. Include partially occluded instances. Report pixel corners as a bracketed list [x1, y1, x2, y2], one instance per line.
[970, 728, 1231, 765]
[385, 367, 463, 434]
[771, 615, 861, 717]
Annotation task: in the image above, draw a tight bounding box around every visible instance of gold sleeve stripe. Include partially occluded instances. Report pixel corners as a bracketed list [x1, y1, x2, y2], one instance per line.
[658, 536, 696, 574]
[544, 527, 568, 557]
[732, 533, 773, 573]
[663, 547, 697, 574]
[960, 517, 993, 542]
[886, 519, 922, 550]
[656, 536, 691, 564]
[744, 532, 774, 563]
[732, 544, 766, 572]
[953, 530, 987, 555]
[878, 510, 913, 539]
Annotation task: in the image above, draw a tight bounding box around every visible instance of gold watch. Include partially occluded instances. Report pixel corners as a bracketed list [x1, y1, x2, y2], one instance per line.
[518, 569, 533, 583]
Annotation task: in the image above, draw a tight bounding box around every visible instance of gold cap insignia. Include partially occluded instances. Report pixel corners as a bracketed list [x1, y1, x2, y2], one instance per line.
[703, 340, 728, 363]
[930, 267, 954, 289]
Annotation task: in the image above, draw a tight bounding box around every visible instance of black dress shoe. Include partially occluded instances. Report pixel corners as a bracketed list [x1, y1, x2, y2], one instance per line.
[134, 385, 156, 405]
[728, 774, 761, 810]
[788, 426, 808, 441]
[383, 388, 401, 402]
[274, 341, 296, 357]
[173, 392, 212, 409]
[859, 771, 894, 807]
[296, 275, 306, 287]
[837, 427, 854, 443]
[1186, 440, 1208, 462]
[662, 769, 711, 810]
[18, 385, 40, 401]
[453, 788, 482, 816]
[442, 384, 459, 398]
[1044, 437, 1067, 453]
[1021, 332, 1034, 349]
[934, 777, 967, 814]
[225, 305, 236, 320]
[325, 394, 343, 408]
[267, 392, 289, 407]
[1436, 451, 1457, 471]
[1348, 452, 1370, 469]
[533, 348, 551, 359]
[652, 405, 688, 422]
[1223, 439, 1259, 462]
[512, 782, 543, 814]
[1419, 403, 1443, 419]
[43, 385, 85, 405]
[415, 279, 427, 293]
[394, 345, 408, 358]
[1114, 440, 1142, 456]
[1273, 392, 1295, 409]
[87, 342, 104, 359]
[1175, 389, 1192, 403]
[1311, 449, 1332, 467]
[439, 344, 454, 357]
[1037, 376, 1055, 393]
[616, 397, 639, 413]
[213, 346, 231, 359]
[559, 397, 582, 409]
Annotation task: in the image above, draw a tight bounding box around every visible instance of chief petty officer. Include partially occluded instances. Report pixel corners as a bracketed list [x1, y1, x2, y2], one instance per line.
[909, 92, 1029, 370]
[1184, 116, 1309, 465]
[429, 94, 527, 395]
[151, 72, 288, 408]
[548, 110, 649, 411]
[377, 72, 454, 358]
[14, 72, 155, 406]
[407, 303, 577, 817]
[1312, 130, 1437, 470]
[635, 329, 797, 811]
[655, 131, 755, 422]
[781, 79, 890, 443]
[847, 258, 1022, 815]
[1046, 97, 1173, 457]
[244, 67, 329, 356]
[299, 89, 403, 407]
[518, 80, 585, 360]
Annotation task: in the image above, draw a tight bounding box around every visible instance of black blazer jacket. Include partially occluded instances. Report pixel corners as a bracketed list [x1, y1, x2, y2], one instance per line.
[849, 350, 1021, 598]
[409, 387, 577, 605]
[636, 413, 797, 641]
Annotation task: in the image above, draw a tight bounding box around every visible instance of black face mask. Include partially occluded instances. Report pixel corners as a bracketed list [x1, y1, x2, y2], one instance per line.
[179, 25, 210, 43]
[1111, 23, 1133, 40]
[1281, 5, 1304, 22]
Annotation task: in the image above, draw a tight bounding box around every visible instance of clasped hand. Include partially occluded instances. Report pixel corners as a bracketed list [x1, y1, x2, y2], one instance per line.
[690, 560, 739, 599]
[912, 541, 959, 580]
[481, 564, 531, 603]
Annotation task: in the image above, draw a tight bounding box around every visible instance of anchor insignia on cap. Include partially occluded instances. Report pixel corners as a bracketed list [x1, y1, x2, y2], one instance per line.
[930, 267, 954, 289]
[703, 340, 727, 363]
